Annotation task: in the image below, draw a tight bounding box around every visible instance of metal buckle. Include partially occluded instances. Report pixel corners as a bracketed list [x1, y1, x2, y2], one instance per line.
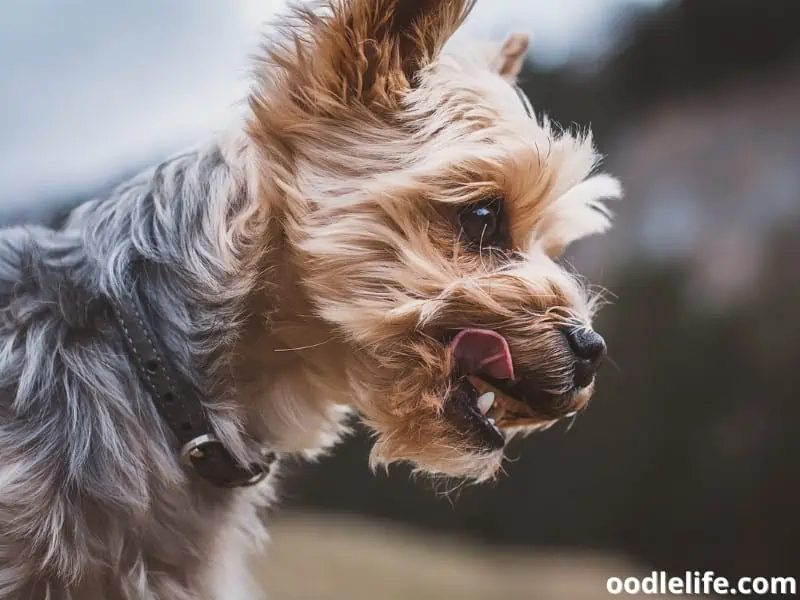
[179, 433, 220, 468]
[179, 434, 268, 486]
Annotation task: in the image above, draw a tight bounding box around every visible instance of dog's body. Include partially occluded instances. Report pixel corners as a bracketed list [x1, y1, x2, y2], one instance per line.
[0, 1, 621, 598]
[0, 137, 288, 599]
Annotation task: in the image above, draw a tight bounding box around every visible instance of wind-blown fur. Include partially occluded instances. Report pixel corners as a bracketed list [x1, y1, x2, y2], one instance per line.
[0, 1, 621, 598]
[0, 136, 282, 599]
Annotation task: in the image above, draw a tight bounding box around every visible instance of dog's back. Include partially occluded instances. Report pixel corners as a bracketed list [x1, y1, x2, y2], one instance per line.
[0, 218, 115, 596]
[0, 141, 269, 600]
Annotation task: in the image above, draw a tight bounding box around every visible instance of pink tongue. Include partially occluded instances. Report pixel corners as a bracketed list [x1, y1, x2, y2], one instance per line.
[449, 329, 515, 380]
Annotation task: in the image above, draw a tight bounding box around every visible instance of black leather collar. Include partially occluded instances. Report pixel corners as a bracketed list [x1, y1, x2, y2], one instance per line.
[110, 277, 274, 488]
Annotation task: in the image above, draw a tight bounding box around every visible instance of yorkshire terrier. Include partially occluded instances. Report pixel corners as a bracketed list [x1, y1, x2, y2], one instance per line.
[0, 1, 620, 598]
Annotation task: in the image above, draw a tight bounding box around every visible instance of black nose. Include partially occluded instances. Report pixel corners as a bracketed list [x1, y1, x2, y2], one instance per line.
[564, 327, 606, 388]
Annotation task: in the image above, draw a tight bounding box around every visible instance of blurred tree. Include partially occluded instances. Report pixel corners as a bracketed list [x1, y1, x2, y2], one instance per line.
[516, 0, 800, 145]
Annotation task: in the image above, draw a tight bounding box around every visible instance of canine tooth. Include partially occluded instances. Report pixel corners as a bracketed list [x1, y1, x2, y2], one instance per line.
[488, 417, 496, 426]
[477, 392, 495, 415]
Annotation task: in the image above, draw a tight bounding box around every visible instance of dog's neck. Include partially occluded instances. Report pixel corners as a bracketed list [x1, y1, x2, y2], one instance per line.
[79, 125, 353, 461]
[223, 132, 355, 457]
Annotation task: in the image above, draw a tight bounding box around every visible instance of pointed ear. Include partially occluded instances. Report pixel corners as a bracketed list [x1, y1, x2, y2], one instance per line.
[491, 33, 529, 81]
[264, 0, 476, 109]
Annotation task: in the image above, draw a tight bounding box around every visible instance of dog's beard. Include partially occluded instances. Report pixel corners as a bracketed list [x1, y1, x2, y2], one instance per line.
[346, 306, 596, 481]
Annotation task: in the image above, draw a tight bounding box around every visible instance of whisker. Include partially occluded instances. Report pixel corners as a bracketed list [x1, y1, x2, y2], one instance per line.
[564, 414, 579, 433]
[604, 355, 621, 373]
[273, 339, 332, 352]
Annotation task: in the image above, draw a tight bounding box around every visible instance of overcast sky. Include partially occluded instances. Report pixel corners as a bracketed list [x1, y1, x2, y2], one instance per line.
[0, 0, 663, 210]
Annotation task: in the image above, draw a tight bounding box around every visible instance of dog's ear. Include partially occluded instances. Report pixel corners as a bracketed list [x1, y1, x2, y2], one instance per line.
[491, 33, 529, 81]
[264, 0, 476, 110]
[532, 173, 622, 259]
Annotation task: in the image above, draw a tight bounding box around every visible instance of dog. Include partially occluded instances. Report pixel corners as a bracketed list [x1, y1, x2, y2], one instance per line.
[0, 0, 621, 598]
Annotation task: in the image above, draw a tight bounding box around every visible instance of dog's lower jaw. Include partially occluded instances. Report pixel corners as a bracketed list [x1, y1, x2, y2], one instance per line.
[349, 386, 508, 482]
[370, 436, 506, 482]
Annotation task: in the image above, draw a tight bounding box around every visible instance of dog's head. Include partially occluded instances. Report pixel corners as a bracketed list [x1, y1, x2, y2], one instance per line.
[249, 0, 621, 480]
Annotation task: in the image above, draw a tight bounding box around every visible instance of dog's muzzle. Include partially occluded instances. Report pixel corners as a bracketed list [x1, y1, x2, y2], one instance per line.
[445, 325, 606, 449]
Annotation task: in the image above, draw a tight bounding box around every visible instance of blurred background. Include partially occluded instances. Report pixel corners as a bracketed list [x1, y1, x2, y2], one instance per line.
[2, 0, 798, 598]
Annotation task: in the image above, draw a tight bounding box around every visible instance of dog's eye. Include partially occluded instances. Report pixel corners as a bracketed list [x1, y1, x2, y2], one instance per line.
[458, 199, 508, 249]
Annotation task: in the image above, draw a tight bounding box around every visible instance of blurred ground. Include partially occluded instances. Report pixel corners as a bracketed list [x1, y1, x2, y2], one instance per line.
[255, 512, 702, 600]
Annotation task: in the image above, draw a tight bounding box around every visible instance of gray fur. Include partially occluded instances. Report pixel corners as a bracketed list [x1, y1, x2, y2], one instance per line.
[0, 137, 275, 600]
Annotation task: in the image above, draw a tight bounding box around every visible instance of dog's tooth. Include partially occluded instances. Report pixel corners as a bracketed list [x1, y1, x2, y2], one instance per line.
[477, 392, 495, 415]
[488, 417, 496, 426]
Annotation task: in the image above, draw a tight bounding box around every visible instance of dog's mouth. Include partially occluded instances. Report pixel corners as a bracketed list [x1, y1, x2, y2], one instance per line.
[444, 329, 591, 451]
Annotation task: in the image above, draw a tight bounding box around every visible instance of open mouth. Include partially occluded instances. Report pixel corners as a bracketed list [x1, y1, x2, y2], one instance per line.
[444, 328, 586, 450]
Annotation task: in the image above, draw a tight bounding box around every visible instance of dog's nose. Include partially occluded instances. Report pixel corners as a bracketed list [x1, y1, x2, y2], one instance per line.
[564, 327, 606, 388]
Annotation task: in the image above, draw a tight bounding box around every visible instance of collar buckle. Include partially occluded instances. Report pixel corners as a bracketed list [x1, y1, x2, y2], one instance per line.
[180, 433, 272, 488]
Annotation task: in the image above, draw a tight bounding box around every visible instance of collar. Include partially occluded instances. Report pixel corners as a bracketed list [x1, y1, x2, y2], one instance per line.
[110, 276, 274, 488]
